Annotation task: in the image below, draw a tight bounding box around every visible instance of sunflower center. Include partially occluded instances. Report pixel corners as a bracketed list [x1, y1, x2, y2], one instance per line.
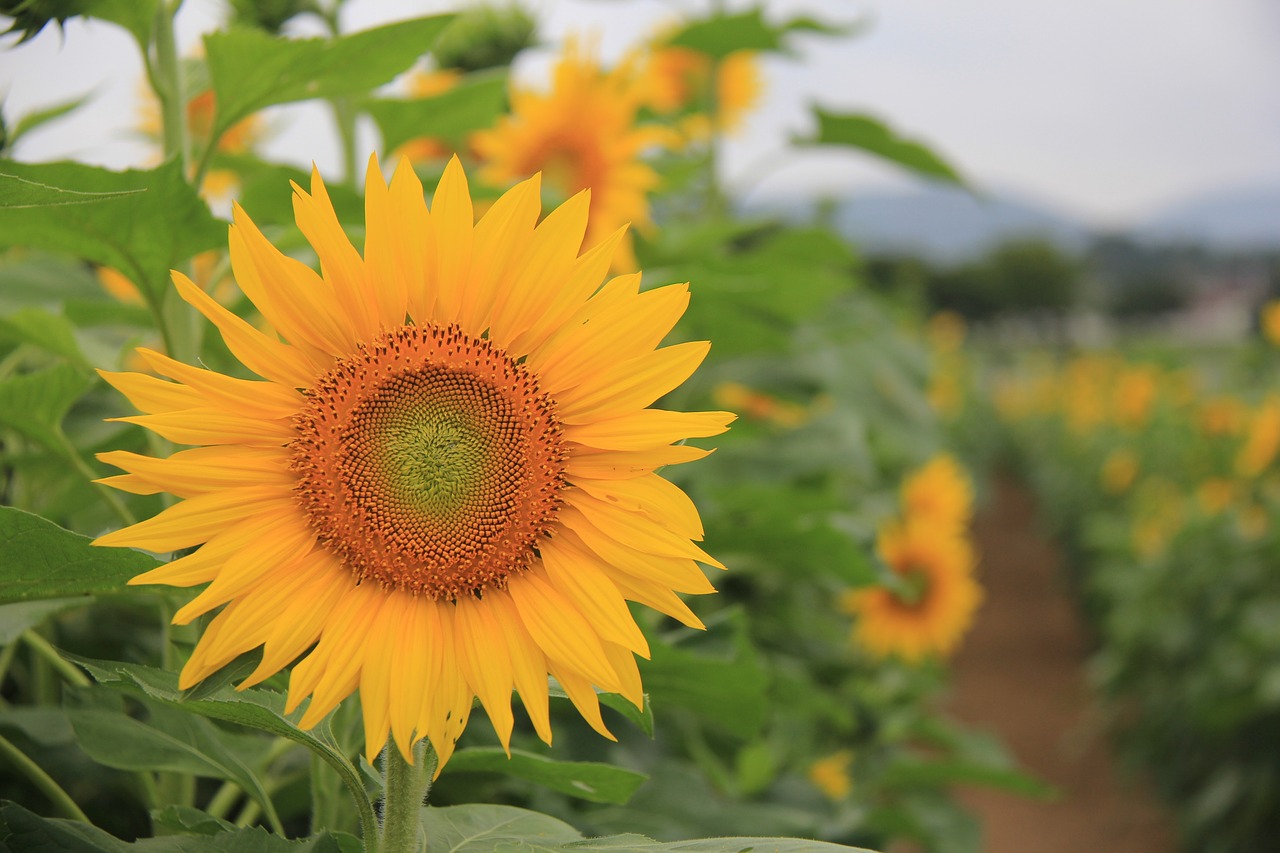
[890, 564, 931, 608]
[291, 324, 567, 600]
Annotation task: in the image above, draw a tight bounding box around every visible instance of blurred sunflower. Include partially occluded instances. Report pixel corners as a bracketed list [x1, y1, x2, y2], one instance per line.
[95, 156, 732, 768]
[471, 40, 666, 272]
[1236, 397, 1280, 478]
[1261, 299, 1280, 346]
[899, 454, 973, 533]
[637, 37, 762, 142]
[807, 749, 854, 800]
[841, 520, 981, 662]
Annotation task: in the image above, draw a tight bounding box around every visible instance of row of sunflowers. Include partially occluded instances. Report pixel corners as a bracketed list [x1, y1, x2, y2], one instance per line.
[0, 3, 1024, 852]
[947, 325, 1280, 853]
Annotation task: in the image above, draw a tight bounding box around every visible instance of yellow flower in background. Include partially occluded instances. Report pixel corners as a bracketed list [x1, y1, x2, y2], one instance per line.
[841, 520, 981, 662]
[925, 310, 966, 354]
[637, 37, 762, 140]
[394, 68, 464, 164]
[1112, 365, 1158, 429]
[1262, 299, 1280, 346]
[1199, 395, 1246, 437]
[94, 156, 733, 768]
[1236, 397, 1280, 478]
[472, 40, 666, 272]
[1196, 478, 1236, 515]
[808, 749, 855, 800]
[712, 381, 809, 428]
[900, 454, 974, 534]
[97, 266, 145, 306]
[1100, 449, 1138, 495]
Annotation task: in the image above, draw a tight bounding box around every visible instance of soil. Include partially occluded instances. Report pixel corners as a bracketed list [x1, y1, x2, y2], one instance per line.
[945, 474, 1178, 853]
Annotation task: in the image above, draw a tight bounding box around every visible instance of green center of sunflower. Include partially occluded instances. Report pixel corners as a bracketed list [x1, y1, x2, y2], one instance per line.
[291, 324, 567, 600]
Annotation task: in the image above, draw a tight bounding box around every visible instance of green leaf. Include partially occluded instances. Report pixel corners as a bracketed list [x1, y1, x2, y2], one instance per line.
[66, 655, 372, 838]
[66, 691, 285, 835]
[0, 799, 353, 851]
[668, 9, 784, 58]
[149, 805, 236, 837]
[0, 507, 158, 604]
[666, 9, 851, 60]
[795, 109, 963, 185]
[7, 93, 93, 150]
[0, 172, 145, 209]
[420, 804, 875, 852]
[0, 160, 225, 302]
[0, 308, 88, 366]
[0, 363, 92, 454]
[447, 747, 647, 804]
[366, 70, 508, 155]
[422, 804, 583, 852]
[205, 15, 455, 136]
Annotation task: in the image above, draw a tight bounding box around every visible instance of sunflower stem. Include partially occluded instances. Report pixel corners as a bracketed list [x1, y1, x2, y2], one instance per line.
[152, 0, 190, 175]
[0, 732, 92, 824]
[20, 630, 90, 689]
[379, 740, 435, 853]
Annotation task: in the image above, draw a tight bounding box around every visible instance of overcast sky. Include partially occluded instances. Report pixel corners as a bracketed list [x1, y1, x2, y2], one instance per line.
[2, 0, 1278, 228]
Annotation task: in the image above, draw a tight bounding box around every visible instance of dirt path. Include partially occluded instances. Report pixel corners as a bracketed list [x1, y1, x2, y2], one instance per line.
[945, 475, 1177, 853]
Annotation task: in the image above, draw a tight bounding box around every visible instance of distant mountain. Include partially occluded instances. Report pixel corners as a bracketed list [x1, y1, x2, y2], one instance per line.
[740, 183, 1280, 260]
[1136, 185, 1280, 250]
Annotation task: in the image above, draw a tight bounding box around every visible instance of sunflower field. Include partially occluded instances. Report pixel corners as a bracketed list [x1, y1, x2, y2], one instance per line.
[0, 3, 1050, 852]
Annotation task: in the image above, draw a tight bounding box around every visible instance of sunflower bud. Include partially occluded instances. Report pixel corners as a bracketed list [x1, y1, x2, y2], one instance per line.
[226, 0, 317, 34]
[432, 3, 537, 72]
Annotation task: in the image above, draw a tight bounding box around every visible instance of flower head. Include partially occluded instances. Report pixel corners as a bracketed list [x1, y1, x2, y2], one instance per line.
[841, 520, 981, 662]
[808, 749, 855, 800]
[95, 156, 732, 768]
[471, 40, 666, 272]
[899, 454, 973, 533]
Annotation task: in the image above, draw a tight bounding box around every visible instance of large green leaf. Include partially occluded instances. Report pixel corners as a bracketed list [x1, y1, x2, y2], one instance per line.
[447, 747, 646, 804]
[0, 507, 159, 605]
[0, 363, 92, 454]
[0, 160, 225, 302]
[366, 70, 508, 155]
[0, 800, 351, 852]
[667, 8, 850, 60]
[67, 655, 372, 838]
[66, 691, 285, 835]
[0, 308, 88, 366]
[420, 804, 874, 852]
[794, 109, 963, 185]
[0, 172, 143, 209]
[204, 15, 455, 136]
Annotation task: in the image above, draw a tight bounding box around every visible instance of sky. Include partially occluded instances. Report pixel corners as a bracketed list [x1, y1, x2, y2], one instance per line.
[2, 0, 1279, 229]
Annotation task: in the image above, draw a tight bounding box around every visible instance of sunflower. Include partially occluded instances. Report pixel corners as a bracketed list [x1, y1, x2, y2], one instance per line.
[94, 156, 732, 768]
[899, 454, 973, 533]
[471, 40, 666, 272]
[1236, 397, 1280, 478]
[637, 40, 762, 140]
[807, 749, 854, 800]
[841, 520, 981, 662]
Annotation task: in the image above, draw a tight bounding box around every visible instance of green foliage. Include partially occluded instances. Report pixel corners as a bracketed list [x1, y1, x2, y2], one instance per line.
[0, 508, 159, 603]
[0, 160, 224, 303]
[432, 3, 537, 72]
[365, 71, 509, 157]
[668, 8, 851, 60]
[796, 110, 963, 186]
[203, 15, 454, 139]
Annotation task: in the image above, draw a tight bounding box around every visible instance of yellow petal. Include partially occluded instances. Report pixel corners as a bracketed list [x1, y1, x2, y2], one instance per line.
[557, 341, 711, 424]
[363, 155, 424, 329]
[135, 348, 302, 419]
[571, 473, 705, 540]
[541, 533, 649, 656]
[566, 444, 712, 479]
[564, 492, 723, 569]
[293, 165, 378, 343]
[507, 569, 619, 689]
[172, 273, 319, 388]
[548, 661, 614, 741]
[429, 156, 473, 327]
[564, 409, 734, 451]
[113, 408, 293, 447]
[98, 369, 201, 414]
[454, 594, 515, 751]
[460, 174, 540, 334]
[95, 487, 290, 553]
[97, 446, 293, 499]
[484, 590, 553, 744]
